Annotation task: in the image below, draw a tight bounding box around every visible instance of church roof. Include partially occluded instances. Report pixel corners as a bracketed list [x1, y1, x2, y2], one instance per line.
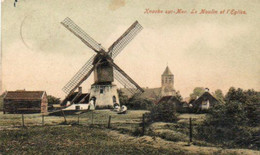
[162, 66, 173, 76]
[120, 87, 161, 100]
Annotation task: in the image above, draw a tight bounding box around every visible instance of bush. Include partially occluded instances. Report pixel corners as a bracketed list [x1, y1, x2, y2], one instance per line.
[95, 105, 113, 109]
[195, 88, 260, 149]
[0, 97, 3, 111]
[225, 88, 260, 126]
[0, 93, 5, 111]
[145, 102, 178, 124]
[196, 101, 259, 149]
[47, 95, 61, 106]
[125, 95, 154, 110]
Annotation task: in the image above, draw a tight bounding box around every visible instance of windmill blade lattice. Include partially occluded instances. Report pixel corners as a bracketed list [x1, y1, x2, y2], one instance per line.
[61, 17, 104, 52]
[111, 60, 144, 95]
[114, 69, 143, 95]
[108, 21, 143, 59]
[62, 54, 96, 94]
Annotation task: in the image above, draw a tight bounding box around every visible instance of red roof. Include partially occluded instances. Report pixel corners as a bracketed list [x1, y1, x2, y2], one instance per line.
[4, 91, 46, 100]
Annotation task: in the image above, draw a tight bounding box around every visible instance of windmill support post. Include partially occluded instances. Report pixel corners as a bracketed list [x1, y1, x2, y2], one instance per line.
[108, 115, 111, 128]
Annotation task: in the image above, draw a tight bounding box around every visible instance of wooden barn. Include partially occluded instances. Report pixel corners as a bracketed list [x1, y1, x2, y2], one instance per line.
[3, 90, 48, 114]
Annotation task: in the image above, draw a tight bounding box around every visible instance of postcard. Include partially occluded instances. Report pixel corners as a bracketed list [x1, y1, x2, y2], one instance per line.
[1, 0, 259, 154]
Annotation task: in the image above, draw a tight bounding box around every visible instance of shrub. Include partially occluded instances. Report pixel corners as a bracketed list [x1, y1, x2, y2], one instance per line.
[47, 95, 61, 106]
[196, 100, 259, 149]
[125, 95, 154, 110]
[145, 102, 178, 124]
[95, 105, 113, 109]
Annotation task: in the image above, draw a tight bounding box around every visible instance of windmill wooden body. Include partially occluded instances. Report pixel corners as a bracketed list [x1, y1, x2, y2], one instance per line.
[61, 17, 144, 108]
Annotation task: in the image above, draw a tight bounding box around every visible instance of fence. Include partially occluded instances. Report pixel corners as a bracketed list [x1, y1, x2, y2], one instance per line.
[0, 110, 244, 148]
[0, 110, 143, 130]
[1, 111, 199, 143]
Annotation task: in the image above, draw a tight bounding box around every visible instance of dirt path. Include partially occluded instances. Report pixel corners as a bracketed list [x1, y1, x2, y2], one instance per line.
[108, 130, 260, 155]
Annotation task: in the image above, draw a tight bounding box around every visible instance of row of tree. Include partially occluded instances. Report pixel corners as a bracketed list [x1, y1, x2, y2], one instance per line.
[197, 87, 259, 149]
[131, 87, 259, 149]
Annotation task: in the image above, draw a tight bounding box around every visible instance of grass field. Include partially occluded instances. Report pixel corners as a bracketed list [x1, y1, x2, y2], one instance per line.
[0, 126, 185, 154]
[0, 110, 259, 154]
[0, 110, 147, 127]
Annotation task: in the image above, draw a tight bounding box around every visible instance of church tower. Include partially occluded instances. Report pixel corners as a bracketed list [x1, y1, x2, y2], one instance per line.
[161, 66, 175, 96]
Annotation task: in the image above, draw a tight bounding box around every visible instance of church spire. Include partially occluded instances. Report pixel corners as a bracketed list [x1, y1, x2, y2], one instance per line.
[162, 66, 173, 76]
[161, 65, 174, 97]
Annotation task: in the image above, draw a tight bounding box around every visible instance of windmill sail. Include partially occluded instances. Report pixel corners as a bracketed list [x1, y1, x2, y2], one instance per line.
[108, 21, 143, 59]
[62, 54, 96, 94]
[61, 17, 144, 97]
[61, 17, 104, 53]
[114, 69, 143, 95]
[109, 61, 144, 95]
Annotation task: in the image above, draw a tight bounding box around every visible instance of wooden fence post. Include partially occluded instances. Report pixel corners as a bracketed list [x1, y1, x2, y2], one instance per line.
[22, 113, 25, 127]
[108, 115, 111, 128]
[91, 111, 94, 125]
[142, 114, 145, 136]
[78, 114, 80, 125]
[42, 114, 44, 126]
[189, 117, 192, 143]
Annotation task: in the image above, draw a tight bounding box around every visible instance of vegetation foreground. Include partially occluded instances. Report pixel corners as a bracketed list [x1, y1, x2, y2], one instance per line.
[0, 126, 184, 155]
[0, 125, 259, 155]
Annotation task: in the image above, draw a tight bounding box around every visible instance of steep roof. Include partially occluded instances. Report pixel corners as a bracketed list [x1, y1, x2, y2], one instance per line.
[4, 91, 45, 100]
[157, 96, 181, 104]
[61, 92, 90, 106]
[157, 96, 183, 110]
[120, 87, 161, 100]
[162, 66, 173, 76]
[193, 92, 218, 106]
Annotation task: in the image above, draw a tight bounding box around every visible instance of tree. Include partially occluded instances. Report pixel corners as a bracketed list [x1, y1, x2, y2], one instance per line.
[197, 87, 260, 148]
[189, 87, 205, 100]
[146, 101, 179, 124]
[213, 89, 224, 103]
[126, 94, 154, 110]
[175, 91, 183, 101]
[117, 90, 128, 105]
[47, 95, 61, 106]
[224, 87, 260, 126]
[0, 93, 4, 111]
[225, 87, 246, 103]
[197, 101, 252, 147]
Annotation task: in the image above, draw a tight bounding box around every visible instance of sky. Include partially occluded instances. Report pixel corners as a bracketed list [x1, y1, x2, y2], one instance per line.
[1, 0, 260, 98]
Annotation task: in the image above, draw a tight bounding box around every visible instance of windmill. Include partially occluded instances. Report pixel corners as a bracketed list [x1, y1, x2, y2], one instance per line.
[61, 17, 144, 108]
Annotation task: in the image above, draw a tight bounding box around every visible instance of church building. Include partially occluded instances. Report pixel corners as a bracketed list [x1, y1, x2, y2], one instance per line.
[161, 66, 175, 97]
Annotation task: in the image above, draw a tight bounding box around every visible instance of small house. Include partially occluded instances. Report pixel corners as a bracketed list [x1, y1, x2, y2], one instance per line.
[192, 91, 218, 111]
[61, 87, 90, 107]
[3, 90, 48, 114]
